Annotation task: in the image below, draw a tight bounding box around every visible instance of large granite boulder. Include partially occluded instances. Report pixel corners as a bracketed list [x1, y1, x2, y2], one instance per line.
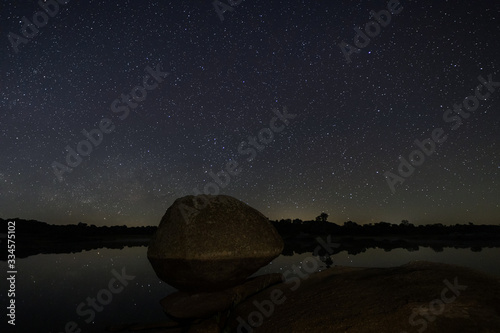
[147, 195, 283, 291]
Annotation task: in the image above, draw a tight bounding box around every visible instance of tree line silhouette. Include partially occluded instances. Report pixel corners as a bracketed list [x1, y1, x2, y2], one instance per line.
[1, 216, 499, 260]
[271, 217, 500, 238]
[2, 216, 500, 238]
[0, 218, 156, 236]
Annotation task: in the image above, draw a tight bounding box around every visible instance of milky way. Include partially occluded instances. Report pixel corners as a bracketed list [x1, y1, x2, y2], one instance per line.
[0, 0, 499, 226]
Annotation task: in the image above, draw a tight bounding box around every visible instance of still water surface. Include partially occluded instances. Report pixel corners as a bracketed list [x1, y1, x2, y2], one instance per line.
[2, 246, 499, 332]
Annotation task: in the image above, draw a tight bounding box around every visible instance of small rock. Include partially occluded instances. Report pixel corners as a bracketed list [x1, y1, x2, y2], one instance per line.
[160, 290, 234, 319]
[187, 317, 222, 333]
[230, 273, 284, 304]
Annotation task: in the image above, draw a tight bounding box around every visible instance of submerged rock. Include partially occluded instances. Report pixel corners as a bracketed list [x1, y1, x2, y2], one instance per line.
[148, 195, 283, 291]
[160, 273, 284, 320]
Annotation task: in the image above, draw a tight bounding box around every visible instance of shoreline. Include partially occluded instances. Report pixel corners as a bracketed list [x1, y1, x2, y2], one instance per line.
[3, 233, 500, 261]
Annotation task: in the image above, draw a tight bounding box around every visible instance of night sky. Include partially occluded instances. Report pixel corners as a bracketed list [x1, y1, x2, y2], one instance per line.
[0, 0, 499, 226]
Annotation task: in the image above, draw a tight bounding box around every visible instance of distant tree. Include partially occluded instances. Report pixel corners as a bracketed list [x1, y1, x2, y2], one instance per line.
[315, 212, 328, 222]
[77, 222, 88, 228]
[344, 221, 359, 227]
[400, 220, 410, 226]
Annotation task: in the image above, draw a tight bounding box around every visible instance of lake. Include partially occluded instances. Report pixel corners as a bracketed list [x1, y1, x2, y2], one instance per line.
[2, 245, 500, 333]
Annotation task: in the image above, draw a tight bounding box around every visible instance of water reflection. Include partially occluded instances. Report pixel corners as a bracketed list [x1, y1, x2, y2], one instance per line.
[1, 246, 499, 332]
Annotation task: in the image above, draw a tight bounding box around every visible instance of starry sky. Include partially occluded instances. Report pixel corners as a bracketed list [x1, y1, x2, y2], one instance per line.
[0, 0, 499, 227]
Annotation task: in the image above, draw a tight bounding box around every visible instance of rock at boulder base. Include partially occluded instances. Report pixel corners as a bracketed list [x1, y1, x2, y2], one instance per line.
[160, 273, 284, 320]
[148, 195, 284, 291]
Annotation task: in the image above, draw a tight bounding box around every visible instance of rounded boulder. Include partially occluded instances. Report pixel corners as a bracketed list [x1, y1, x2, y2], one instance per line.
[147, 195, 284, 291]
